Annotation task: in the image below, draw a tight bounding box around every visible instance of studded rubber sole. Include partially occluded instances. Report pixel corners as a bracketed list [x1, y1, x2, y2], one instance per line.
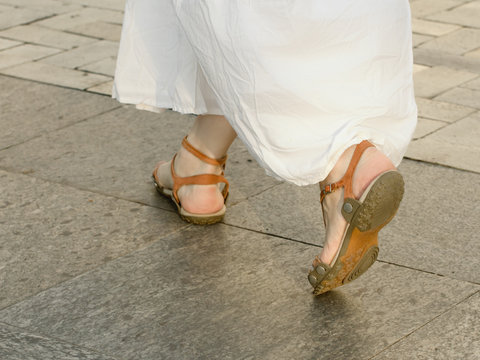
[312, 170, 404, 295]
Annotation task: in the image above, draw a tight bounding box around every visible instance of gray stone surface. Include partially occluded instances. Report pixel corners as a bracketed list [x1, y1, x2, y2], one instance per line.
[0, 105, 279, 208]
[414, 48, 480, 73]
[0, 225, 477, 360]
[462, 76, 480, 90]
[467, 48, 480, 59]
[411, 18, 460, 37]
[427, 1, 480, 28]
[413, 65, 478, 98]
[381, 159, 480, 283]
[0, 169, 187, 310]
[34, 8, 123, 31]
[87, 80, 113, 95]
[410, 0, 472, 18]
[0, 76, 119, 150]
[412, 33, 434, 47]
[41, 41, 119, 69]
[0, 38, 21, 51]
[0, 62, 111, 90]
[225, 182, 323, 244]
[68, 21, 123, 42]
[0, 0, 81, 14]
[68, 0, 126, 11]
[418, 28, 480, 55]
[0, 44, 61, 70]
[0, 8, 53, 31]
[435, 87, 480, 109]
[0, 25, 96, 50]
[416, 96, 476, 122]
[412, 117, 447, 139]
[0, 323, 117, 360]
[406, 112, 480, 173]
[373, 292, 480, 360]
[79, 57, 116, 77]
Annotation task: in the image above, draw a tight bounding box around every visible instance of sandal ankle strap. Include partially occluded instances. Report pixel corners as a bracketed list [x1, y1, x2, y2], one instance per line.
[182, 136, 227, 168]
[320, 140, 374, 203]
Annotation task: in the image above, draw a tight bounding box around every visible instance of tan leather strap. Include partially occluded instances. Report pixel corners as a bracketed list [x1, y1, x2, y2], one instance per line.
[182, 136, 227, 167]
[320, 140, 374, 202]
[171, 137, 230, 204]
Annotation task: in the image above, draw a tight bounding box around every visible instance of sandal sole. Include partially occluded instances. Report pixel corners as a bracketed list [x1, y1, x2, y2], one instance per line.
[152, 175, 226, 225]
[312, 170, 404, 295]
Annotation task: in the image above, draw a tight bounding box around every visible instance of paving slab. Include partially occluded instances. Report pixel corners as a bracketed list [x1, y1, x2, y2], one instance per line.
[0, 38, 21, 51]
[413, 65, 478, 98]
[427, 1, 480, 28]
[373, 292, 480, 360]
[412, 117, 448, 139]
[0, 4, 13, 13]
[0, 169, 187, 310]
[419, 28, 480, 56]
[226, 159, 480, 284]
[412, 33, 433, 48]
[0, 25, 96, 50]
[224, 181, 323, 244]
[0, 61, 112, 90]
[40, 40, 119, 69]
[79, 56, 116, 77]
[409, 0, 472, 18]
[0, 224, 477, 360]
[462, 76, 480, 90]
[435, 87, 480, 109]
[0, 44, 61, 70]
[63, 0, 126, 12]
[412, 33, 434, 48]
[0, 0, 81, 14]
[34, 7, 124, 31]
[68, 21, 122, 42]
[466, 48, 480, 59]
[0, 323, 117, 360]
[415, 96, 477, 122]
[0, 76, 119, 149]
[380, 159, 480, 284]
[406, 111, 480, 173]
[411, 18, 460, 37]
[0, 8, 53, 31]
[413, 48, 480, 73]
[87, 80, 114, 95]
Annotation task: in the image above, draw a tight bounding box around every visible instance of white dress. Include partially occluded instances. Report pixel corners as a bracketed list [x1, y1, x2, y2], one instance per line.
[113, 0, 417, 186]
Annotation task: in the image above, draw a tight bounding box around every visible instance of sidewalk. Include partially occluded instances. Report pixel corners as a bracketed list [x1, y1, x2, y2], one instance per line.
[0, 1, 479, 359]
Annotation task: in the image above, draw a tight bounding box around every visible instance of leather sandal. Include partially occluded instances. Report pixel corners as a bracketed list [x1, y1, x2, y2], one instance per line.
[152, 136, 229, 225]
[308, 140, 405, 295]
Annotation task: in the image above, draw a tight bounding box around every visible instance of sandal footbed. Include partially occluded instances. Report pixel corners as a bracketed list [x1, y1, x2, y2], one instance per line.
[153, 175, 226, 225]
[310, 170, 404, 295]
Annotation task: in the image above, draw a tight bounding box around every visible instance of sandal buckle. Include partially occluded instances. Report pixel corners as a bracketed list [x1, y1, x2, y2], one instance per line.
[324, 183, 336, 194]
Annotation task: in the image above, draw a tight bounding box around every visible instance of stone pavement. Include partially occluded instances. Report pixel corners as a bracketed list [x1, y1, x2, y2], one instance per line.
[0, 0, 479, 359]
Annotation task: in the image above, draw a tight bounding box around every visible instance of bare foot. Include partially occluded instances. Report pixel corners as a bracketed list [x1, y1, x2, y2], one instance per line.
[313, 144, 396, 267]
[154, 145, 225, 214]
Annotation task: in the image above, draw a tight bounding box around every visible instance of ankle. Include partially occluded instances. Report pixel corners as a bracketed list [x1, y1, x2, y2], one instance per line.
[174, 146, 222, 178]
[321, 145, 355, 186]
[186, 134, 226, 160]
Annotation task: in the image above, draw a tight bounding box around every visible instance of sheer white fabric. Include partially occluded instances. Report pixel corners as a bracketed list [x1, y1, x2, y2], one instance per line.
[113, 0, 417, 185]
